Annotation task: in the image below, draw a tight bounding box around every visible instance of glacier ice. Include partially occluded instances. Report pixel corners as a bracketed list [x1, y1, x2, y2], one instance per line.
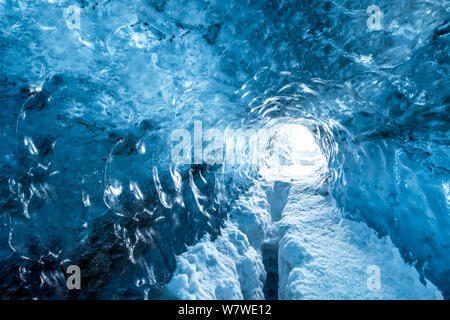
[0, 0, 449, 299]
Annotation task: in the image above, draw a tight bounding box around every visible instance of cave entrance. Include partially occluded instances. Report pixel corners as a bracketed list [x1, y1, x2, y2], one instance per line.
[258, 123, 328, 184]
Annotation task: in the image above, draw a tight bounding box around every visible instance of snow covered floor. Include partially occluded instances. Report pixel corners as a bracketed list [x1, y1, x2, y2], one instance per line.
[165, 221, 266, 300]
[276, 185, 442, 300]
[166, 183, 443, 300]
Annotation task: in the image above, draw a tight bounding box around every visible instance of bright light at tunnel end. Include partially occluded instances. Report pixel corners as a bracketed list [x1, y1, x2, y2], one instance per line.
[170, 120, 328, 184]
[258, 123, 328, 183]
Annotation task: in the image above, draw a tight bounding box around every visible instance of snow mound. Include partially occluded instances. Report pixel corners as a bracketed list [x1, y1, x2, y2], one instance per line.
[166, 221, 265, 300]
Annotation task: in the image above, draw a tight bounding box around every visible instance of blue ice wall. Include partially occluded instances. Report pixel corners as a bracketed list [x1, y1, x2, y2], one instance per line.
[0, 0, 448, 299]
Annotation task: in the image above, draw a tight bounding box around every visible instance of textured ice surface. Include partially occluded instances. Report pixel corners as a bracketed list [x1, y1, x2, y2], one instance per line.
[0, 0, 449, 299]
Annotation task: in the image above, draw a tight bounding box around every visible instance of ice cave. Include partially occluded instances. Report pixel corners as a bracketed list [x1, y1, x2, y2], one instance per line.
[0, 0, 448, 300]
